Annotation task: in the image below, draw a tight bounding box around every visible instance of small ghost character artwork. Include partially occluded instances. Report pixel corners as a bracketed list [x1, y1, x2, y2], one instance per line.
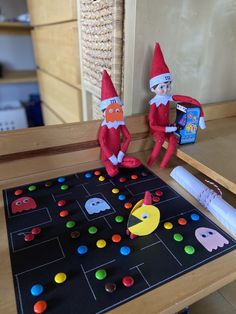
[11, 196, 37, 214]
[105, 103, 123, 123]
[195, 227, 229, 252]
[85, 197, 111, 215]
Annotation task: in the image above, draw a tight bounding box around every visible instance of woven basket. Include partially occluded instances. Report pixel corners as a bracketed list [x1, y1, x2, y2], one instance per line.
[80, 0, 124, 96]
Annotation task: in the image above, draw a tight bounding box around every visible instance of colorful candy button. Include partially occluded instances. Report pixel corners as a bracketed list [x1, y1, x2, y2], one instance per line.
[178, 218, 187, 225]
[59, 210, 69, 218]
[119, 177, 126, 183]
[191, 213, 200, 221]
[152, 196, 160, 202]
[57, 200, 66, 207]
[14, 189, 23, 196]
[115, 215, 124, 223]
[98, 176, 105, 182]
[155, 190, 163, 196]
[124, 202, 133, 209]
[131, 174, 138, 180]
[184, 245, 195, 255]
[57, 177, 65, 183]
[70, 230, 80, 239]
[173, 233, 183, 242]
[61, 184, 69, 191]
[118, 194, 126, 201]
[31, 227, 42, 235]
[24, 233, 35, 242]
[96, 239, 106, 248]
[54, 272, 67, 284]
[164, 222, 173, 230]
[88, 226, 98, 234]
[77, 245, 88, 254]
[94, 170, 101, 176]
[120, 246, 131, 256]
[112, 188, 120, 194]
[31, 284, 44, 296]
[84, 172, 92, 179]
[95, 269, 107, 280]
[105, 282, 116, 293]
[112, 234, 121, 243]
[44, 181, 53, 188]
[28, 185, 37, 192]
[66, 221, 76, 229]
[33, 300, 47, 313]
[122, 276, 134, 287]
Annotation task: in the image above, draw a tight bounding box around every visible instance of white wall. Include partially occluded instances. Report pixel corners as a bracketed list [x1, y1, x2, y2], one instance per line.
[124, 0, 236, 115]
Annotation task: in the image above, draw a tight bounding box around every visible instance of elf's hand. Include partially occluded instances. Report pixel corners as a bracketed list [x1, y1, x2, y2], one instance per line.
[109, 154, 118, 165]
[199, 117, 206, 129]
[117, 151, 125, 163]
[165, 126, 177, 133]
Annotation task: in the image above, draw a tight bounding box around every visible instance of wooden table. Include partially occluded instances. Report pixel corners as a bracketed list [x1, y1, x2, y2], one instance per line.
[0, 101, 236, 314]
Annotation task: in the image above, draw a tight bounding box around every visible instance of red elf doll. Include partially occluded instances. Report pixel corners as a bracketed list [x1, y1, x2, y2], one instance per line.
[98, 70, 141, 177]
[147, 43, 206, 168]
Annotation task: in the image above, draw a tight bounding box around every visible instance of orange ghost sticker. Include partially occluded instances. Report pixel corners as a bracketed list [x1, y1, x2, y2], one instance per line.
[105, 103, 123, 123]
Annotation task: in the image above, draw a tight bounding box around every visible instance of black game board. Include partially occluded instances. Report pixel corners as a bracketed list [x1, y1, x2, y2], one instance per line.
[3, 165, 236, 314]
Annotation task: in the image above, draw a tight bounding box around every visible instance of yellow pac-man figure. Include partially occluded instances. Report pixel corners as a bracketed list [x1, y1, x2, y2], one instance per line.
[127, 191, 160, 237]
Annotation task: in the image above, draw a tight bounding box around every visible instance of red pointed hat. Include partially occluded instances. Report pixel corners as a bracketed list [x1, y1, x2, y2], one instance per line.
[100, 70, 122, 110]
[149, 43, 172, 89]
[143, 191, 152, 206]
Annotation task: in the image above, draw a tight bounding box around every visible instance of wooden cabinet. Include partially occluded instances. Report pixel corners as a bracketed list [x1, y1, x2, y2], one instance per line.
[27, 0, 82, 125]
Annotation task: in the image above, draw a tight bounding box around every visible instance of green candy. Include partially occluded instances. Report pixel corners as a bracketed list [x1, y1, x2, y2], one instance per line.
[88, 226, 98, 234]
[66, 221, 76, 229]
[28, 185, 37, 191]
[173, 233, 183, 242]
[184, 245, 195, 255]
[115, 215, 124, 223]
[95, 269, 107, 280]
[61, 184, 69, 191]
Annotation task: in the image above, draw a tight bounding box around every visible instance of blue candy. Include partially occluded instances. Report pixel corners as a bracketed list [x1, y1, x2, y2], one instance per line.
[118, 194, 126, 201]
[30, 284, 44, 296]
[120, 246, 131, 256]
[191, 213, 200, 221]
[57, 177, 66, 183]
[77, 245, 88, 255]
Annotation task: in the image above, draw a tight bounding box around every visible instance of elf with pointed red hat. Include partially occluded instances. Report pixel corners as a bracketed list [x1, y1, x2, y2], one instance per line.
[147, 43, 206, 168]
[98, 70, 141, 177]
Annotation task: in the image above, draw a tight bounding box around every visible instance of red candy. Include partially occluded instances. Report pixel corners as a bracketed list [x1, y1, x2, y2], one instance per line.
[14, 189, 23, 196]
[24, 233, 35, 242]
[178, 218, 187, 225]
[119, 177, 126, 183]
[59, 210, 69, 217]
[152, 196, 160, 202]
[122, 276, 134, 287]
[155, 190, 163, 197]
[31, 227, 42, 235]
[57, 200, 66, 207]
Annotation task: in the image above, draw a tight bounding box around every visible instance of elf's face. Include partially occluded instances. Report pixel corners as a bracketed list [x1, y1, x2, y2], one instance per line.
[105, 103, 123, 123]
[153, 81, 172, 96]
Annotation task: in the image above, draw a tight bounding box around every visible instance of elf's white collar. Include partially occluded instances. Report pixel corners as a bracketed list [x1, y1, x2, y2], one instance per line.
[149, 95, 172, 107]
[101, 120, 125, 129]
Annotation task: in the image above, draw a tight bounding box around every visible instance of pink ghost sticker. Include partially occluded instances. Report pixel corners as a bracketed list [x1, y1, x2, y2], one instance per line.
[11, 196, 37, 214]
[195, 227, 229, 252]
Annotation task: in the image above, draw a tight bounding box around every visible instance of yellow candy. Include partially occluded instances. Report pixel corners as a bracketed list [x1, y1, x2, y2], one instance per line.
[112, 188, 119, 194]
[54, 272, 67, 284]
[164, 222, 173, 230]
[96, 239, 106, 248]
[98, 176, 105, 182]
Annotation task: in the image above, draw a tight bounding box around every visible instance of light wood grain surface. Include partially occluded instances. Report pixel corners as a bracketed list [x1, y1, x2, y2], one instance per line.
[0, 151, 235, 314]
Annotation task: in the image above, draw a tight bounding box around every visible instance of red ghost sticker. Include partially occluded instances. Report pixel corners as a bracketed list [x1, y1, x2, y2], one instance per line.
[11, 196, 37, 214]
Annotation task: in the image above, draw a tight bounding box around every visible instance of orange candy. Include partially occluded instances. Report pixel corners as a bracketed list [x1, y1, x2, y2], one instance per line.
[131, 174, 138, 180]
[33, 300, 47, 313]
[59, 210, 69, 218]
[14, 189, 23, 196]
[124, 202, 133, 209]
[112, 234, 122, 243]
[94, 170, 101, 176]
[178, 218, 187, 225]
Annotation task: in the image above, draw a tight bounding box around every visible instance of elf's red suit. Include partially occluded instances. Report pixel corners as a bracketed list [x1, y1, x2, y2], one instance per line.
[147, 94, 204, 168]
[98, 123, 141, 177]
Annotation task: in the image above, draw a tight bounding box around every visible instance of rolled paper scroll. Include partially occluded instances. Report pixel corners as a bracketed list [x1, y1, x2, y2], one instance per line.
[170, 166, 236, 238]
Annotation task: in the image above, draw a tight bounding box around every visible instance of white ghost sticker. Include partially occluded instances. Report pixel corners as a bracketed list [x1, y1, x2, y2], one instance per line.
[85, 198, 111, 215]
[195, 227, 229, 252]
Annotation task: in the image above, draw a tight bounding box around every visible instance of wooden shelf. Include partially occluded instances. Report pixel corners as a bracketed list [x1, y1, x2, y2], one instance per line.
[0, 70, 37, 84]
[0, 22, 32, 35]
